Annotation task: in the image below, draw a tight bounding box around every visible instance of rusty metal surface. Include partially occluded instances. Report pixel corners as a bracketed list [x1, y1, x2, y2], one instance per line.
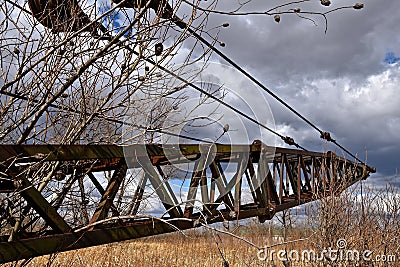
[0, 141, 373, 263]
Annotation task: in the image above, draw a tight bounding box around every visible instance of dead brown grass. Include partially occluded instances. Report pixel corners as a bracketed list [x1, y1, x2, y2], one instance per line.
[14, 229, 268, 267]
[4, 222, 399, 267]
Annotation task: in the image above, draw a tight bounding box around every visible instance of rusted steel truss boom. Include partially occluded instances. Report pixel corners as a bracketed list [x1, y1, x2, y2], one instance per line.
[0, 141, 373, 263]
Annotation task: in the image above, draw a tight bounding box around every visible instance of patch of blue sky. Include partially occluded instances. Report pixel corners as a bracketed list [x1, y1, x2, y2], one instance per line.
[384, 52, 400, 64]
[98, 5, 135, 38]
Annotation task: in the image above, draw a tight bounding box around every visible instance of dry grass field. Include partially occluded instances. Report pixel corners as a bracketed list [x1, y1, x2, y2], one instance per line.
[7, 232, 257, 267]
[5, 226, 305, 267]
[4, 222, 400, 267]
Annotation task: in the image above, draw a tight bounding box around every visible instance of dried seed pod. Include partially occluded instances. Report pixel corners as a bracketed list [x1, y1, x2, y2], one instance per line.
[294, 8, 301, 13]
[222, 22, 229, 27]
[61, 93, 69, 98]
[223, 124, 229, 133]
[13, 47, 20, 55]
[138, 76, 145, 82]
[155, 43, 163, 56]
[274, 14, 281, 23]
[219, 41, 226, 47]
[353, 3, 364, 9]
[320, 0, 331, 6]
[145, 66, 150, 71]
[69, 40, 74, 46]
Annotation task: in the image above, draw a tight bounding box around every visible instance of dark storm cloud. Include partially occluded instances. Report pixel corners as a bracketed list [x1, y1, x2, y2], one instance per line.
[207, 0, 400, 80]
[180, 0, 400, 178]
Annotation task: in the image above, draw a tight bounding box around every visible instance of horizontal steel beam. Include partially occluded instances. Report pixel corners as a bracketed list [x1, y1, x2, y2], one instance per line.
[0, 142, 374, 171]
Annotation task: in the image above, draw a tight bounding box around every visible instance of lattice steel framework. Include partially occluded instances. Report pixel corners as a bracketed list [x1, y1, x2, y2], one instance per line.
[0, 141, 373, 263]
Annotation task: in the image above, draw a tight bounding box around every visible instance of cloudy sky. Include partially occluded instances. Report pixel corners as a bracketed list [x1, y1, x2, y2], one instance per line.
[2, 0, 398, 184]
[172, 0, 400, 185]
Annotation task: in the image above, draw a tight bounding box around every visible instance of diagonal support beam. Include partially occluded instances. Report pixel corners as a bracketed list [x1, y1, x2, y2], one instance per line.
[234, 155, 247, 212]
[184, 159, 205, 217]
[141, 161, 182, 218]
[128, 173, 148, 215]
[17, 176, 71, 234]
[87, 172, 120, 216]
[209, 161, 234, 210]
[90, 160, 127, 224]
